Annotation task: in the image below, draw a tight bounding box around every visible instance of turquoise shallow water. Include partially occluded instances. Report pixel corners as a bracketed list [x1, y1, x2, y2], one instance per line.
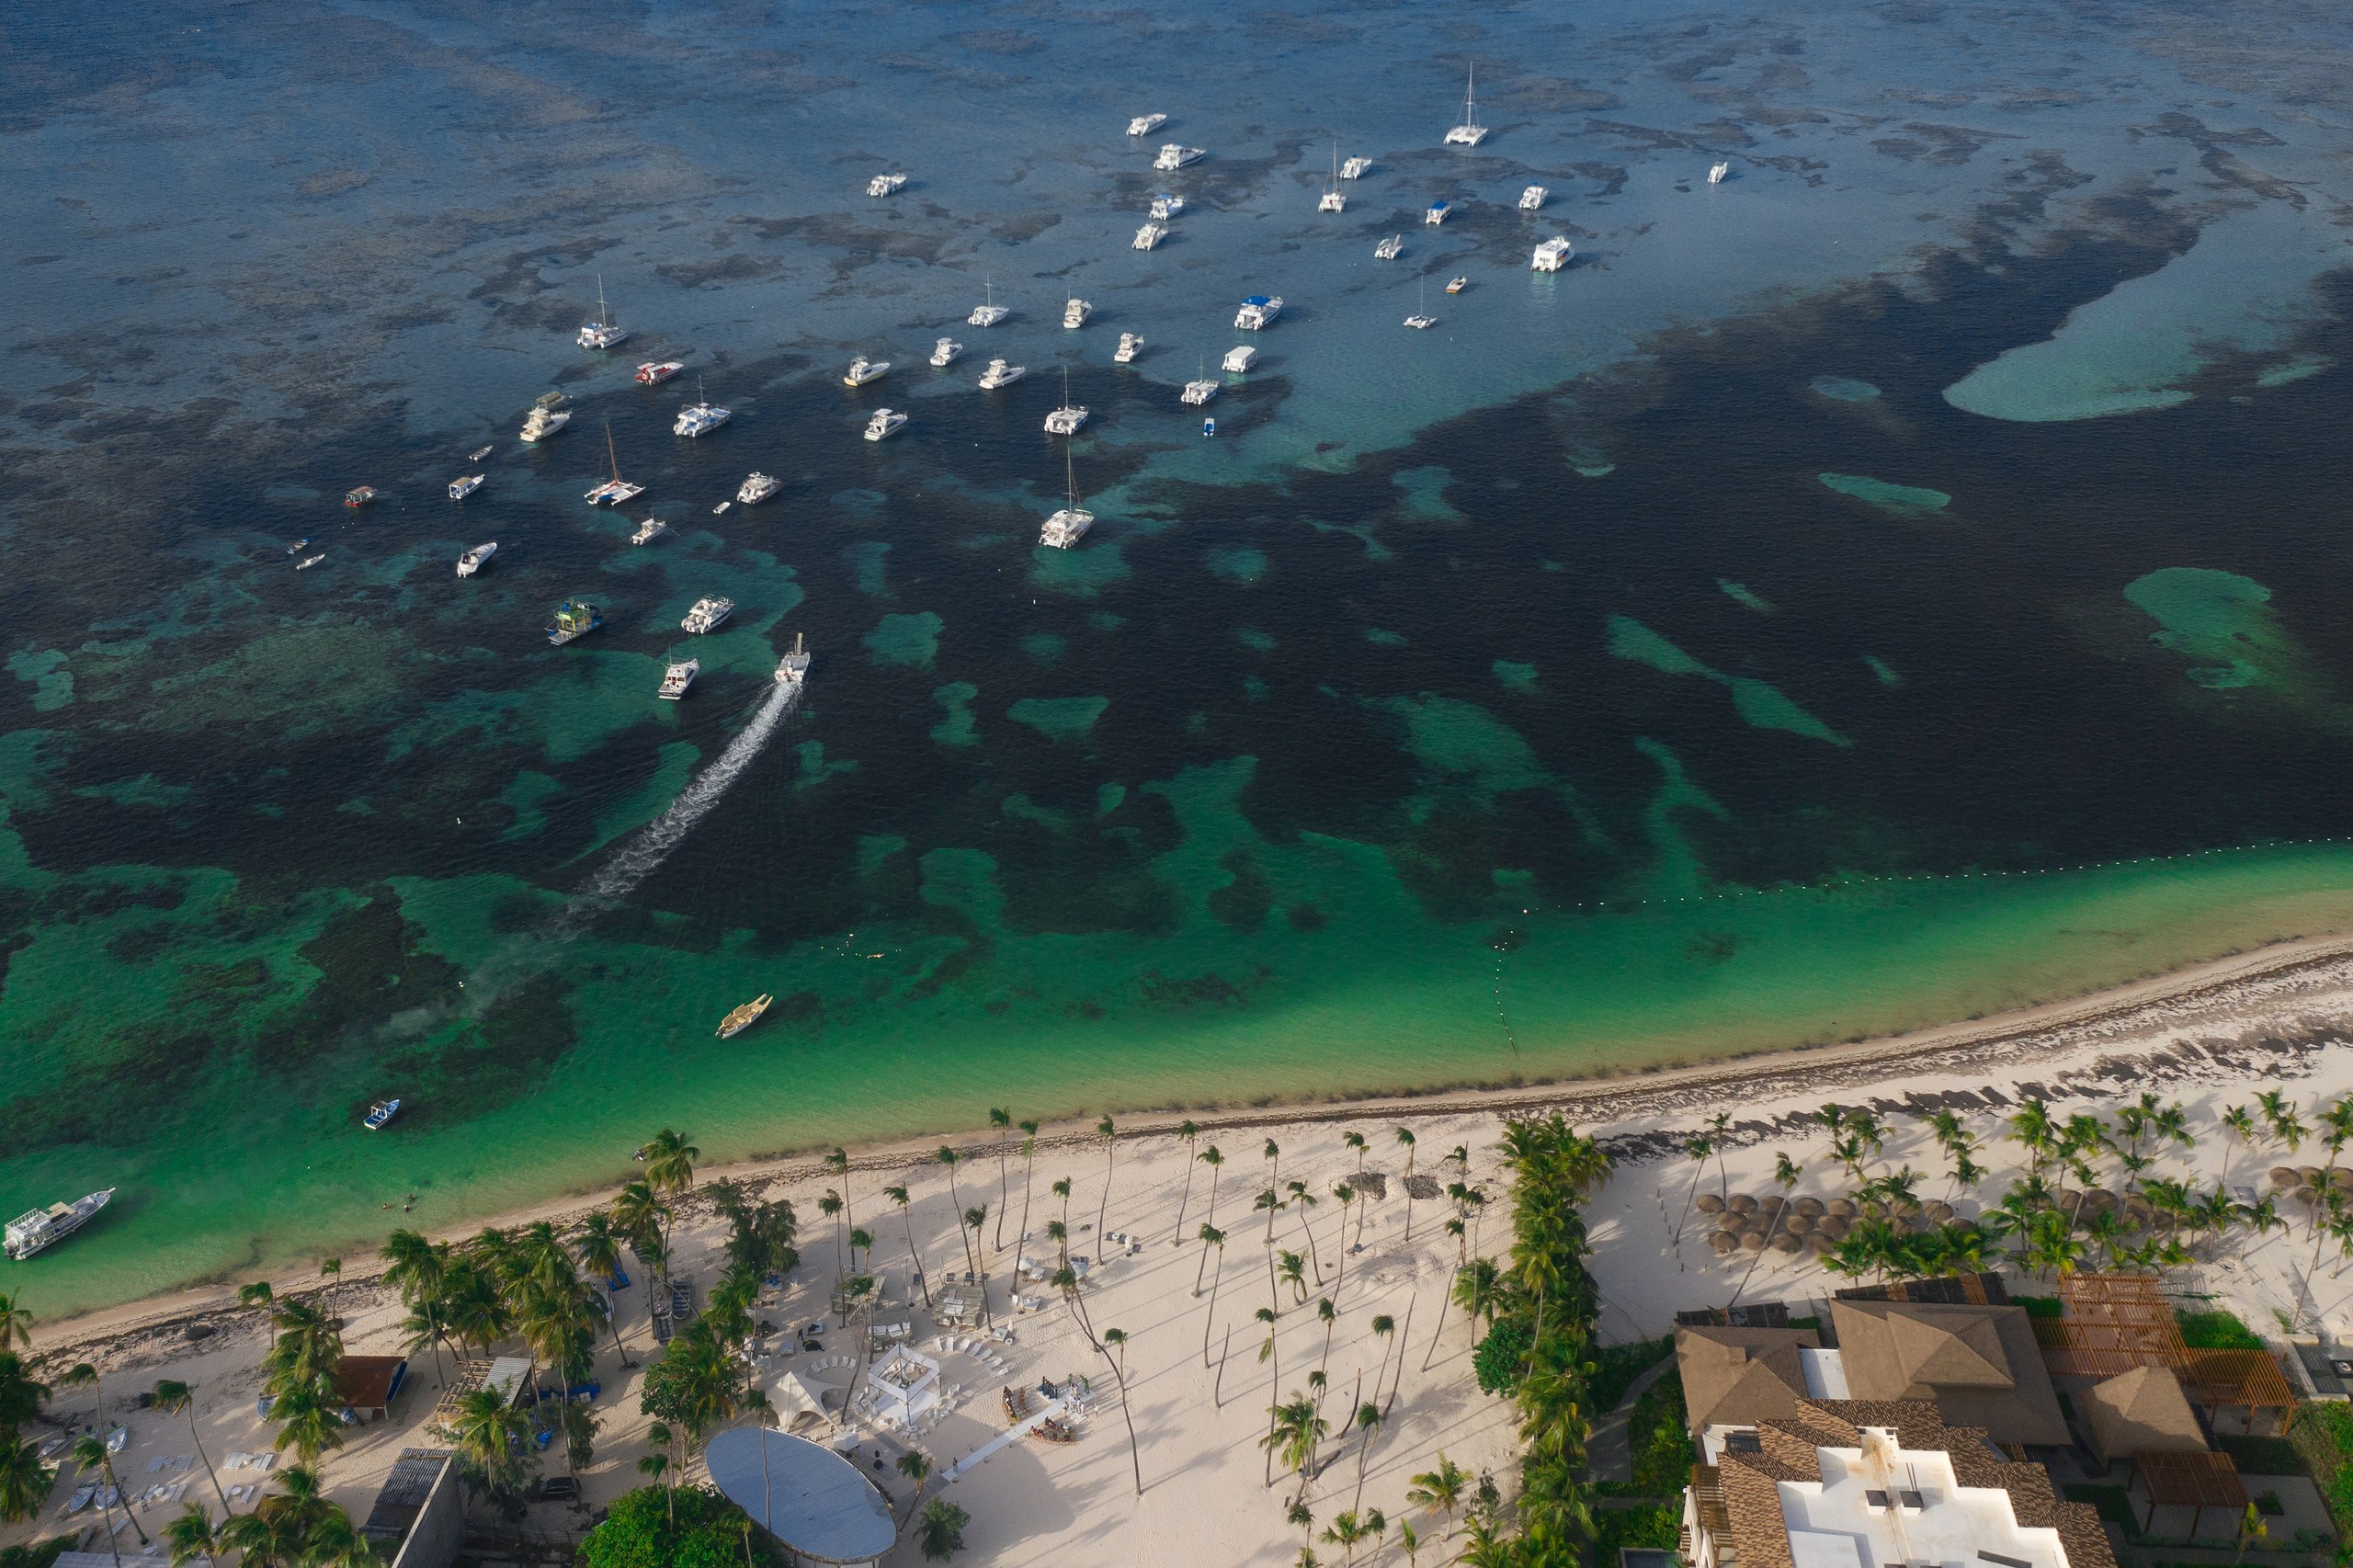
[9, 0, 2353, 1317]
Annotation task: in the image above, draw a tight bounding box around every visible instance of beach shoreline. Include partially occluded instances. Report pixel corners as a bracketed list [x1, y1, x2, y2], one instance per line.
[23, 926, 2353, 1361]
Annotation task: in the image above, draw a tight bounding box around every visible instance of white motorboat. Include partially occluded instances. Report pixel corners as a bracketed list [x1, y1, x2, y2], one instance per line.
[1040, 449, 1093, 550]
[520, 406, 570, 442]
[470, 446, 493, 461]
[1532, 235, 1574, 272]
[1133, 222, 1168, 250]
[362, 1099, 400, 1131]
[1234, 294, 1282, 330]
[1341, 156, 1373, 179]
[712, 501, 730, 515]
[585, 423, 646, 506]
[1043, 368, 1086, 435]
[1063, 298, 1092, 329]
[864, 407, 908, 440]
[1446, 276, 1469, 293]
[682, 597, 733, 635]
[1319, 142, 1344, 212]
[5, 1189, 113, 1261]
[1153, 143, 1205, 170]
[1709, 160, 1731, 184]
[1374, 234, 1404, 260]
[1181, 358, 1219, 405]
[577, 275, 628, 349]
[1519, 184, 1547, 211]
[1127, 112, 1168, 137]
[1221, 345, 1256, 373]
[295, 553, 324, 571]
[457, 541, 497, 576]
[776, 631, 811, 686]
[631, 517, 670, 545]
[1426, 199, 1452, 225]
[867, 171, 908, 197]
[737, 472, 779, 505]
[1150, 193, 1185, 220]
[968, 278, 1010, 326]
[449, 474, 484, 500]
[1443, 64, 1487, 145]
[930, 337, 964, 367]
[843, 356, 890, 387]
[636, 360, 684, 385]
[977, 358, 1027, 390]
[1113, 332, 1143, 364]
[658, 659, 699, 699]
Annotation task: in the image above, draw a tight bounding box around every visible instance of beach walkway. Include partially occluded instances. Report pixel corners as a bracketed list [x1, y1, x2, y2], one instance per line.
[942, 1396, 1068, 1483]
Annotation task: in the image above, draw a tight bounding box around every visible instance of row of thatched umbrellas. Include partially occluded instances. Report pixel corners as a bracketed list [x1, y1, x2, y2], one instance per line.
[1692, 1191, 1966, 1257]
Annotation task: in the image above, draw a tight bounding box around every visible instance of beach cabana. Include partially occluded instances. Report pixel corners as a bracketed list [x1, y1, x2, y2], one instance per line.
[705, 1427, 896, 1566]
[770, 1369, 835, 1433]
[865, 1346, 941, 1426]
[2081, 1365, 2208, 1467]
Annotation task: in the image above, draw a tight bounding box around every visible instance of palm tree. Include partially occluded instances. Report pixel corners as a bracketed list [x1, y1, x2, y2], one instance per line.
[1172, 1120, 1202, 1242]
[988, 1109, 1014, 1248]
[917, 1497, 969, 1561]
[2008, 1098, 2059, 1181]
[1394, 1128, 1418, 1240]
[2219, 1104, 2256, 1192]
[1256, 1187, 1286, 1245]
[880, 1184, 930, 1307]
[962, 1207, 988, 1288]
[1321, 1511, 1366, 1565]
[62, 1359, 105, 1441]
[162, 1500, 221, 1567]
[1331, 1184, 1356, 1295]
[153, 1380, 230, 1515]
[1199, 1144, 1226, 1228]
[0, 1290, 33, 1353]
[217, 1465, 346, 1568]
[641, 1128, 699, 1256]
[1262, 1394, 1328, 1494]
[826, 1144, 855, 1244]
[1289, 1181, 1326, 1284]
[1348, 1399, 1381, 1508]
[819, 1189, 846, 1278]
[267, 1374, 347, 1470]
[1673, 1134, 1713, 1245]
[936, 1148, 970, 1274]
[437, 1386, 534, 1507]
[380, 1231, 453, 1381]
[1407, 1452, 1469, 1539]
[611, 1179, 668, 1270]
[1016, 1119, 1041, 1256]
[1097, 1116, 1119, 1240]
[1278, 1250, 1308, 1305]
[1199, 1225, 1229, 1364]
[571, 1212, 637, 1366]
[1314, 1298, 1339, 1387]
[1398, 1517, 1421, 1568]
[0, 1355, 48, 1433]
[895, 1449, 933, 1526]
[638, 1423, 673, 1528]
[0, 1427, 55, 1526]
[76, 1429, 147, 1555]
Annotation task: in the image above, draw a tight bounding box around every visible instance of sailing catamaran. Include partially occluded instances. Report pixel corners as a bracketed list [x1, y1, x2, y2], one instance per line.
[1443, 64, 1488, 145]
[1319, 142, 1345, 212]
[585, 423, 645, 506]
[1040, 448, 1095, 550]
[577, 276, 628, 349]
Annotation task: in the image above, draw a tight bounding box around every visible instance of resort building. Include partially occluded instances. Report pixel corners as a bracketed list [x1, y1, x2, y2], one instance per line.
[1682, 1400, 2115, 1568]
[1824, 1301, 2068, 1448]
[1677, 1324, 1826, 1462]
[358, 1448, 463, 1568]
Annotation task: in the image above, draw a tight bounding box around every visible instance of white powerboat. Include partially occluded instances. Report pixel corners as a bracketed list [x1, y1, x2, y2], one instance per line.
[1374, 234, 1404, 260]
[362, 1099, 400, 1131]
[1043, 368, 1086, 434]
[968, 278, 1010, 326]
[737, 472, 779, 505]
[295, 553, 324, 570]
[1234, 294, 1282, 330]
[1710, 160, 1731, 184]
[930, 337, 964, 367]
[636, 360, 684, 385]
[585, 423, 645, 506]
[1341, 156, 1372, 179]
[521, 393, 571, 442]
[864, 407, 908, 440]
[1133, 222, 1168, 250]
[457, 541, 497, 576]
[1222, 345, 1256, 373]
[868, 171, 908, 197]
[1114, 333, 1143, 364]
[1063, 298, 1092, 329]
[1532, 235, 1574, 272]
[470, 445, 493, 461]
[1040, 449, 1094, 550]
[843, 356, 890, 387]
[776, 631, 811, 686]
[5, 1189, 113, 1260]
[712, 501, 730, 515]
[658, 659, 699, 699]
[1443, 65, 1487, 145]
[449, 474, 483, 500]
[1519, 185, 1547, 211]
[1426, 199, 1451, 226]
[631, 517, 669, 545]
[1150, 193, 1185, 220]
[681, 597, 733, 634]
[977, 358, 1026, 390]
[577, 276, 627, 349]
[1446, 276, 1469, 293]
[1153, 143, 1205, 170]
[1127, 112, 1168, 137]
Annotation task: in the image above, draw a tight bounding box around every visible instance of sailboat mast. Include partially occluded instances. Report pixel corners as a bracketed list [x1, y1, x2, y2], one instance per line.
[605, 421, 620, 481]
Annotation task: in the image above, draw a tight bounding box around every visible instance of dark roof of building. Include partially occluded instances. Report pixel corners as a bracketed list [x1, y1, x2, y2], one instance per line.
[336, 1354, 407, 1412]
[361, 1448, 453, 1548]
[1676, 1324, 1821, 1435]
[1828, 1300, 2068, 1445]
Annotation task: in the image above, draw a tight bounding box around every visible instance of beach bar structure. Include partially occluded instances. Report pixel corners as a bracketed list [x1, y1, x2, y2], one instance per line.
[865, 1346, 942, 1425]
[2031, 1273, 2295, 1432]
[433, 1355, 538, 1421]
[335, 1354, 411, 1422]
[706, 1427, 896, 1566]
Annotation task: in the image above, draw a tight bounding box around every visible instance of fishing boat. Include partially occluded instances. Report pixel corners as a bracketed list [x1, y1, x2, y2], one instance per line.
[977, 358, 1026, 390]
[1043, 367, 1087, 435]
[585, 423, 645, 506]
[674, 380, 732, 437]
[1132, 221, 1167, 250]
[1114, 332, 1143, 364]
[636, 360, 684, 385]
[1221, 345, 1256, 374]
[737, 472, 779, 505]
[1040, 449, 1094, 550]
[469, 446, 494, 461]
[657, 659, 699, 699]
[577, 276, 628, 349]
[1531, 235, 1574, 272]
[1519, 184, 1547, 211]
[1442, 64, 1487, 145]
[546, 600, 602, 645]
[1425, 199, 1451, 226]
[1063, 298, 1092, 329]
[867, 171, 908, 197]
[343, 486, 376, 508]
[631, 517, 670, 546]
[448, 474, 484, 500]
[717, 994, 772, 1039]
[843, 356, 890, 387]
[295, 553, 325, 571]
[968, 278, 1010, 327]
[681, 597, 733, 634]
[1149, 193, 1185, 220]
[1127, 112, 1167, 137]
[520, 403, 570, 442]
[1709, 160, 1731, 184]
[1446, 276, 1469, 293]
[1234, 294, 1282, 330]
[362, 1099, 401, 1131]
[930, 337, 964, 367]
[864, 407, 909, 440]
[5, 1189, 114, 1261]
[1374, 234, 1404, 260]
[1153, 143, 1205, 171]
[776, 631, 811, 686]
[456, 541, 497, 577]
[287, 539, 311, 554]
[1341, 156, 1372, 179]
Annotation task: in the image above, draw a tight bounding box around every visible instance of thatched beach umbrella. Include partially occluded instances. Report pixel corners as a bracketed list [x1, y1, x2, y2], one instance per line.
[1739, 1232, 1766, 1253]
[1794, 1197, 1826, 1218]
[1728, 1194, 1757, 1215]
[1709, 1232, 1737, 1256]
[1695, 1192, 1726, 1214]
[2271, 1166, 2302, 1189]
[1818, 1216, 1850, 1241]
[1785, 1213, 1815, 1235]
[1924, 1201, 1954, 1223]
[2301, 1165, 2326, 1187]
[1826, 1198, 1857, 1219]
[1771, 1233, 1802, 1255]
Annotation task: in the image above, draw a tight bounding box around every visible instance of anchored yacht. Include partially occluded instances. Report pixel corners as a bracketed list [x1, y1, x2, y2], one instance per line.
[776, 631, 811, 686]
[1319, 142, 1345, 212]
[1150, 193, 1185, 220]
[658, 659, 699, 699]
[636, 360, 684, 385]
[977, 358, 1027, 390]
[456, 541, 497, 577]
[1043, 368, 1087, 435]
[674, 382, 732, 437]
[1374, 234, 1404, 260]
[1127, 112, 1167, 137]
[585, 423, 645, 506]
[1181, 358, 1219, 405]
[1426, 199, 1452, 226]
[577, 276, 628, 349]
[1133, 221, 1168, 250]
[631, 517, 669, 546]
[1063, 298, 1093, 329]
[1519, 185, 1547, 211]
[1154, 143, 1205, 171]
[737, 472, 779, 505]
[1114, 333, 1143, 364]
[843, 356, 890, 387]
[546, 600, 602, 645]
[1342, 156, 1373, 179]
[1531, 235, 1574, 272]
[1709, 161, 1731, 184]
[1222, 345, 1257, 374]
[1040, 449, 1094, 550]
[1443, 65, 1487, 146]
[520, 403, 570, 443]
[867, 171, 908, 197]
[449, 474, 484, 501]
[1234, 295, 1283, 330]
[969, 278, 1011, 326]
[681, 597, 733, 634]
[864, 407, 909, 440]
[930, 337, 964, 368]
[5, 1189, 113, 1261]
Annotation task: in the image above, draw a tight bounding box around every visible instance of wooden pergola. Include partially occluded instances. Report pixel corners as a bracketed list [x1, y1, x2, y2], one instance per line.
[2181, 1348, 2298, 1426]
[2133, 1449, 2246, 1535]
[2030, 1273, 2188, 1377]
